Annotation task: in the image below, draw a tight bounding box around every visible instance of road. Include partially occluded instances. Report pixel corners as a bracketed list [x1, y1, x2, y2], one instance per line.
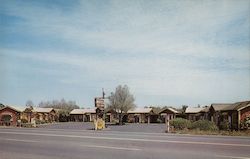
[0, 127, 250, 159]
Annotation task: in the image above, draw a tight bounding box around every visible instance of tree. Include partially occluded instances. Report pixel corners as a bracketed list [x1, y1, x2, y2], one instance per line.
[0, 103, 5, 108]
[182, 105, 188, 113]
[38, 98, 79, 122]
[108, 85, 136, 125]
[26, 100, 34, 107]
[38, 98, 79, 111]
[178, 105, 188, 118]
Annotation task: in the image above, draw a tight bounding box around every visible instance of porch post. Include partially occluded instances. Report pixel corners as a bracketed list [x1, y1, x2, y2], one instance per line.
[238, 110, 241, 130]
[90, 114, 92, 122]
[148, 115, 150, 124]
[165, 114, 170, 133]
[110, 114, 112, 122]
[228, 114, 231, 129]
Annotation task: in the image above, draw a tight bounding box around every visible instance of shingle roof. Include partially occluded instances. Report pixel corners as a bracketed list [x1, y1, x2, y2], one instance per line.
[0, 106, 24, 112]
[70, 109, 85, 114]
[232, 101, 250, 111]
[221, 101, 250, 111]
[33, 107, 54, 113]
[127, 108, 152, 114]
[185, 107, 204, 113]
[159, 107, 180, 114]
[70, 108, 96, 114]
[5, 105, 27, 112]
[210, 101, 250, 111]
[200, 106, 210, 113]
[13, 107, 26, 112]
[211, 103, 233, 111]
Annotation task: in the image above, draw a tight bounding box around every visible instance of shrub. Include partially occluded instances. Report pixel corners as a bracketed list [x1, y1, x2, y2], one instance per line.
[170, 118, 191, 130]
[21, 123, 33, 128]
[220, 120, 230, 130]
[128, 118, 134, 123]
[111, 118, 119, 124]
[35, 119, 46, 124]
[241, 115, 250, 130]
[156, 118, 163, 123]
[35, 119, 40, 124]
[21, 118, 28, 123]
[191, 120, 218, 131]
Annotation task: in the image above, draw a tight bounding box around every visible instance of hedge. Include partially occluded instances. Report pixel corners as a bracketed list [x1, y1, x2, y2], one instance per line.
[170, 118, 191, 130]
[191, 120, 218, 131]
[170, 118, 218, 131]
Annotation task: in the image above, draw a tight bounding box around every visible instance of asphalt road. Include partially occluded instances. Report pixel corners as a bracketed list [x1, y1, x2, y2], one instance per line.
[0, 127, 250, 159]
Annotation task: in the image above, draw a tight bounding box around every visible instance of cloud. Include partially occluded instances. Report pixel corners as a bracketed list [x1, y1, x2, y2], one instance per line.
[2, 1, 249, 58]
[2, 48, 249, 99]
[1, 0, 249, 106]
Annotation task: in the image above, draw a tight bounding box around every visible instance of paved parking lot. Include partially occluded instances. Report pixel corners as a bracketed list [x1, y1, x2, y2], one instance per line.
[38, 122, 167, 133]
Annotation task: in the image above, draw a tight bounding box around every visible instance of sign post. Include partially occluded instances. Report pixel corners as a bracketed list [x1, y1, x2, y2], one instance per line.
[93, 88, 108, 130]
[94, 95, 105, 130]
[31, 118, 36, 128]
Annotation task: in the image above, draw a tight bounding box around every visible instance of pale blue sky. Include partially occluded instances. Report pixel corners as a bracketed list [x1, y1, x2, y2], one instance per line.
[0, 0, 249, 108]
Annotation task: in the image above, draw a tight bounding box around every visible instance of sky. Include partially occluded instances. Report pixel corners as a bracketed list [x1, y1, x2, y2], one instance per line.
[0, 0, 250, 108]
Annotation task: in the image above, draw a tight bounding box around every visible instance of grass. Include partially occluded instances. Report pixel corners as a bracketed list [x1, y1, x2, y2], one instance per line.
[172, 129, 250, 136]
